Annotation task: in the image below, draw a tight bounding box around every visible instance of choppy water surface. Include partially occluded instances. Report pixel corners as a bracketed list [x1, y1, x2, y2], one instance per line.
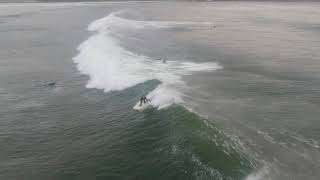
[1, 2, 320, 180]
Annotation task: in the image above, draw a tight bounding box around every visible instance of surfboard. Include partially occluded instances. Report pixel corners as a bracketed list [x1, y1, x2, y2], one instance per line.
[133, 101, 150, 111]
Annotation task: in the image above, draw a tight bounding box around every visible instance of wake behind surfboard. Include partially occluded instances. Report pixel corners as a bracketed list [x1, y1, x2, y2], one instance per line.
[133, 101, 151, 111]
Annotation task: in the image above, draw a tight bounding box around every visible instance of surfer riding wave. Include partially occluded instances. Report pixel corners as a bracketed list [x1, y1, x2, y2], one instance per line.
[140, 95, 150, 106]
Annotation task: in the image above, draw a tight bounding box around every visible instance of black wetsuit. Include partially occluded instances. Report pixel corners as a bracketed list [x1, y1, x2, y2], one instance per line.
[140, 96, 148, 106]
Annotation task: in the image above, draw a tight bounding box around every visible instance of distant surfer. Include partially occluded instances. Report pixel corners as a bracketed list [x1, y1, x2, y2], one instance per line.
[211, 24, 216, 30]
[162, 58, 167, 64]
[47, 81, 56, 87]
[140, 95, 150, 106]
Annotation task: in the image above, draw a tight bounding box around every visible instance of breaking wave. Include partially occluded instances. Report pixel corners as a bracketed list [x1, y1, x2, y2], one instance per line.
[74, 11, 221, 109]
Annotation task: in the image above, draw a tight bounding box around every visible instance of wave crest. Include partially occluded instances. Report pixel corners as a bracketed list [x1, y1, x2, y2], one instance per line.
[73, 11, 222, 109]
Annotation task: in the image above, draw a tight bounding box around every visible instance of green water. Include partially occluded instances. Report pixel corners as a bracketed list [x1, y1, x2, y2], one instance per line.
[48, 81, 254, 180]
[1, 75, 254, 180]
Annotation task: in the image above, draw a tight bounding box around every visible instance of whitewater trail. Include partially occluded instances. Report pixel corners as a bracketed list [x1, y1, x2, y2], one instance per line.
[73, 11, 221, 109]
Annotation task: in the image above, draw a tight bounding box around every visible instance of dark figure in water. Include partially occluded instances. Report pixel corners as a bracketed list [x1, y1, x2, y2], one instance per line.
[162, 58, 167, 64]
[140, 95, 149, 106]
[211, 25, 216, 31]
[47, 81, 56, 87]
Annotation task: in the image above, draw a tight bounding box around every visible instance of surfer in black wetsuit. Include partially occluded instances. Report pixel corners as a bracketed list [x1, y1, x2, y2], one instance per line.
[140, 95, 148, 106]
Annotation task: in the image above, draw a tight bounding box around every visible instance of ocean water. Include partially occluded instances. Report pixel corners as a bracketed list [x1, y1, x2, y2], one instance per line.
[1, 1, 320, 180]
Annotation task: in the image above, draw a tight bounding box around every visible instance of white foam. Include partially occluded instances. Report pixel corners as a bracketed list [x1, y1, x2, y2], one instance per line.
[88, 11, 212, 32]
[74, 11, 221, 109]
[245, 166, 272, 180]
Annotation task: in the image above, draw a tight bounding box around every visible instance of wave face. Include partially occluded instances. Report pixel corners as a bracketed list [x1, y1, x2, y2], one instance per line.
[73, 11, 221, 109]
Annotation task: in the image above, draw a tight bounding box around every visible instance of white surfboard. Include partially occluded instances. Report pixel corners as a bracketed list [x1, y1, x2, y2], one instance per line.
[133, 101, 150, 111]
